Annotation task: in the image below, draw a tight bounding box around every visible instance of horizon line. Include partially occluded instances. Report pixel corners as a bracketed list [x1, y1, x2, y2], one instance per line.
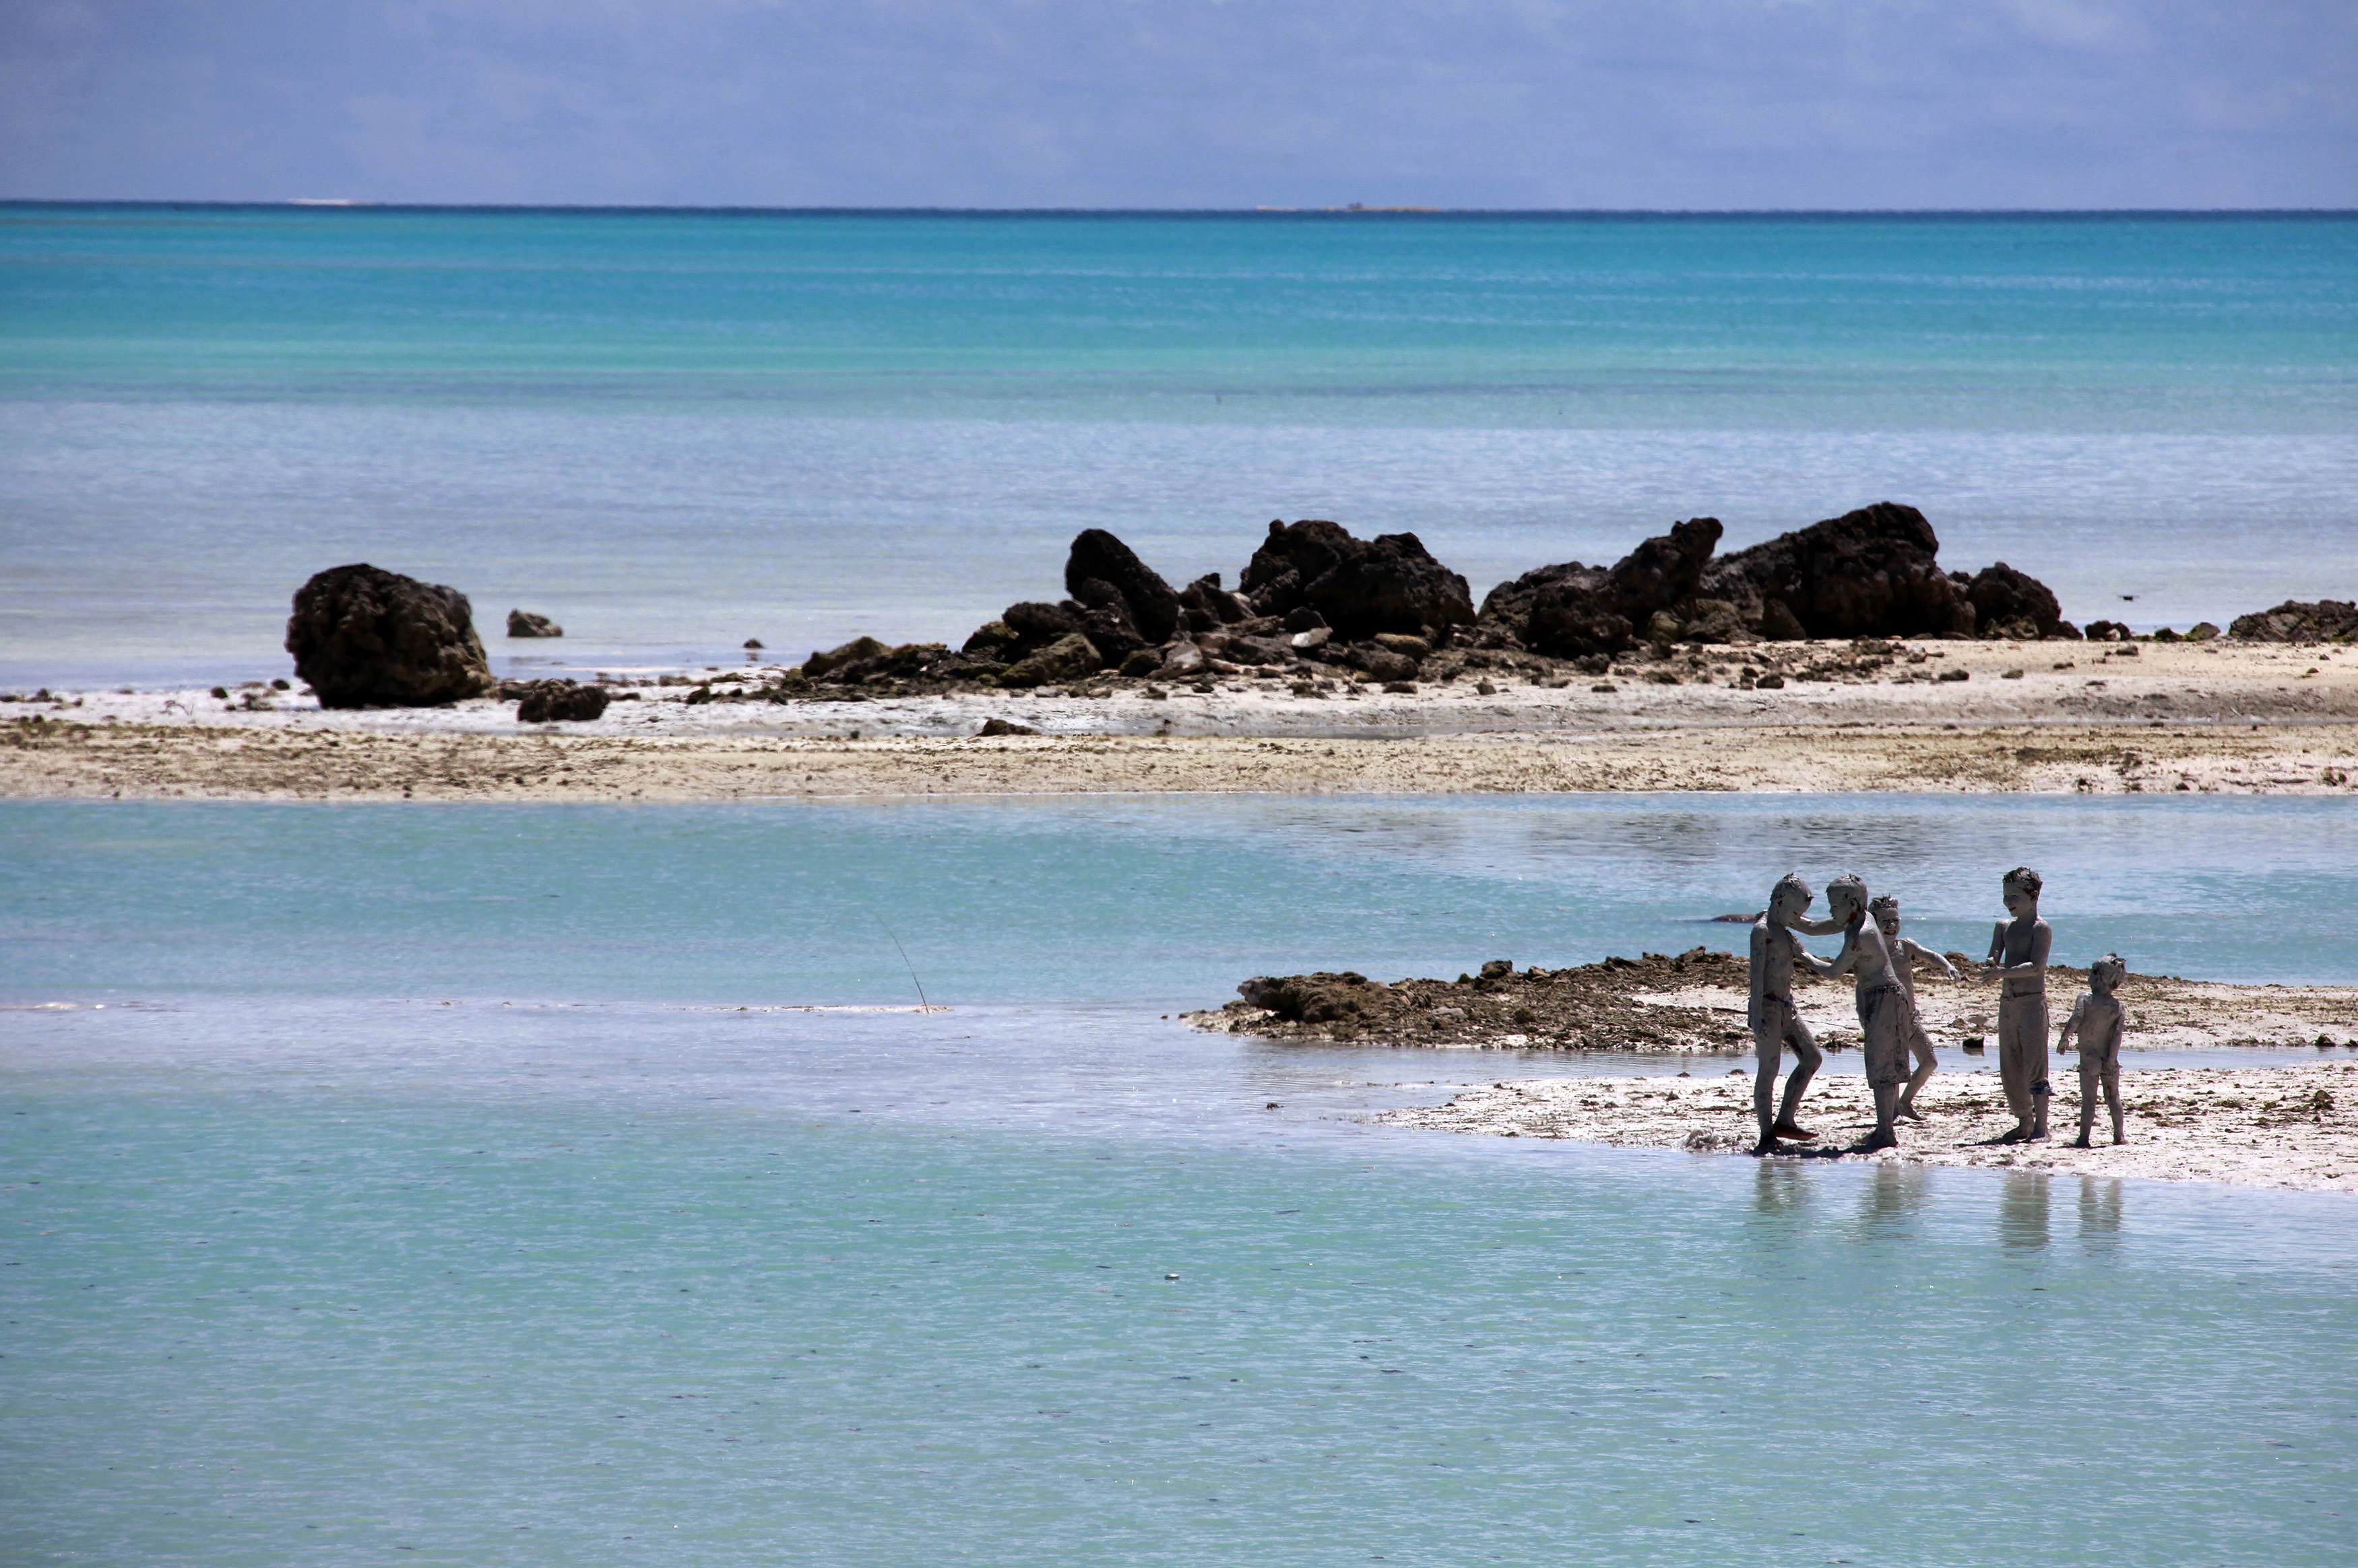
[3, 198, 2354, 219]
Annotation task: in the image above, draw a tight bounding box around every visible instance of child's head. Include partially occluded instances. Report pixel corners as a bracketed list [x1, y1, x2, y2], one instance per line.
[1869, 894, 1902, 935]
[1826, 873, 1870, 929]
[2002, 865, 2043, 915]
[1768, 871, 1814, 921]
[2089, 953, 2126, 995]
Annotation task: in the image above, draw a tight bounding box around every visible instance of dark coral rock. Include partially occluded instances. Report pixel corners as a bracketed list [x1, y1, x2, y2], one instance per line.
[1964, 562, 2065, 639]
[1700, 502, 1975, 640]
[998, 633, 1102, 688]
[2229, 600, 2358, 643]
[285, 563, 493, 709]
[1236, 971, 1392, 1024]
[803, 636, 891, 678]
[513, 679, 610, 723]
[1479, 517, 1723, 658]
[506, 609, 563, 638]
[1240, 519, 1473, 639]
[1065, 529, 1183, 644]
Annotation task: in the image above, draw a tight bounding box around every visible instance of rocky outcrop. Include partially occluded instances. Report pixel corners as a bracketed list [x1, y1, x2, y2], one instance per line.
[1478, 517, 1723, 657]
[511, 678, 610, 723]
[1065, 529, 1183, 645]
[2230, 600, 2358, 643]
[998, 633, 1102, 688]
[804, 636, 892, 678]
[1240, 520, 1473, 639]
[506, 609, 563, 638]
[286, 564, 494, 709]
[1699, 502, 1977, 641]
[1961, 562, 2068, 639]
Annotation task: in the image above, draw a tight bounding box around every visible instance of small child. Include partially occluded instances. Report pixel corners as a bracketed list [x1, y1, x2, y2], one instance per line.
[2056, 954, 2130, 1148]
[1870, 894, 1958, 1121]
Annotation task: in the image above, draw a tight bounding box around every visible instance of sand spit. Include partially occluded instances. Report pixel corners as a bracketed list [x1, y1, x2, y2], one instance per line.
[1379, 1064, 2358, 1194]
[1186, 949, 2358, 1054]
[5, 639, 2356, 801]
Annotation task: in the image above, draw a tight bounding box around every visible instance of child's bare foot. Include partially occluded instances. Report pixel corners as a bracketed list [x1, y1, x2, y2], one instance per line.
[1895, 1103, 1924, 1123]
[1771, 1121, 1818, 1141]
[2112, 1134, 2127, 1146]
[1751, 1138, 1785, 1156]
[1998, 1125, 2032, 1144]
[2071, 1134, 2093, 1149]
[1856, 1128, 1899, 1152]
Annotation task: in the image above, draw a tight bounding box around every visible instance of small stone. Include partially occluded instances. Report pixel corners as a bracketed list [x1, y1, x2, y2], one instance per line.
[978, 717, 1039, 737]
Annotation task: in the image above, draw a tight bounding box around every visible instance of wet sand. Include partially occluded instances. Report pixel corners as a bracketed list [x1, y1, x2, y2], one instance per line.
[1380, 1061, 2358, 1194]
[5, 638, 2355, 801]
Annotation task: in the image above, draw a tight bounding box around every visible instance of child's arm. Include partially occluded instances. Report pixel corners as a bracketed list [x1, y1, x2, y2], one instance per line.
[1823, 932, 1859, 979]
[2055, 995, 2086, 1054]
[1899, 936, 1959, 980]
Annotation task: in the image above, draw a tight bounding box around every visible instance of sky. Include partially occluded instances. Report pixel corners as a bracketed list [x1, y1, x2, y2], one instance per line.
[2, 1, 2353, 209]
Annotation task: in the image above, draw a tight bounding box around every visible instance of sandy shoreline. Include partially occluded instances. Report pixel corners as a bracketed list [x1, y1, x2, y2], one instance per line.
[1196, 949, 2358, 1191]
[1380, 1062, 2358, 1194]
[5, 638, 2356, 800]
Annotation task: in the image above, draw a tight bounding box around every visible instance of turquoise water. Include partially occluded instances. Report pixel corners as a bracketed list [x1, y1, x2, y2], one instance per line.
[7, 793, 2358, 1003]
[4, 207, 2355, 682]
[5, 795, 2358, 1563]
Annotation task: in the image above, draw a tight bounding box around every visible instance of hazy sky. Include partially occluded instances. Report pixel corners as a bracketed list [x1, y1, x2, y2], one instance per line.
[3, 1, 2352, 207]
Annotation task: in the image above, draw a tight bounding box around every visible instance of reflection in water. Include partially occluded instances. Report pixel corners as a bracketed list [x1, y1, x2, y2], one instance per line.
[1999, 1173, 2053, 1250]
[1857, 1162, 1932, 1241]
[2076, 1175, 2124, 1246]
[1754, 1158, 1813, 1218]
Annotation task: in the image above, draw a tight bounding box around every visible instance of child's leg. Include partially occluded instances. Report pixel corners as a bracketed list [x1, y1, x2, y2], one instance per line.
[2104, 1063, 2125, 1142]
[1774, 1018, 1824, 1138]
[1899, 1025, 1936, 1117]
[2074, 1068, 2098, 1147]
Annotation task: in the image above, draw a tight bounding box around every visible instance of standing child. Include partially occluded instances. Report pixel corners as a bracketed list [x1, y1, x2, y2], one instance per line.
[1748, 872, 1841, 1154]
[2057, 954, 2130, 1147]
[1870, 894, 1958, 1122]
[1980, 866, 2053, 1143]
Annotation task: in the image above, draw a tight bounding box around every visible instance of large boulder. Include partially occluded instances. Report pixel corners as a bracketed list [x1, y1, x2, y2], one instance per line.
[286, 564, 493, 709]
[1240, 519, 1473, 639]
[506, 609, 563, 638]
[1699, 502, 1975, 640]
[1480, 517, 1723, 657]
[2229, 600, 2358, 643]
[1961, 562, 2066, 639]
[1064, 529, 1183, 645]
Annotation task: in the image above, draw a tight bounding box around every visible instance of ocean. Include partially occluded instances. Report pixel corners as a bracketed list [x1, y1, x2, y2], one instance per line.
[6, 210, 2358, 1563]
[5, 794, 2358, 1564]
[3, 206, 2355, 686]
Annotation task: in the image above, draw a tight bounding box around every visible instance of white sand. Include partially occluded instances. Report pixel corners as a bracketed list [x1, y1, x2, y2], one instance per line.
[1382, 1061, 2358, 1193]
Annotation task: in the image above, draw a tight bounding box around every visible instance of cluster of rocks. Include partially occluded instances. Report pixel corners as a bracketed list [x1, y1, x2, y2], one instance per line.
[1471, 502, 2070, 657]
[2230, 600, 2358, 643]
[763, 504, 2077, 704]
[1199, 948, 1766, 1051]
[276, 533, 2354, 717]
[287, 564, 613, 721]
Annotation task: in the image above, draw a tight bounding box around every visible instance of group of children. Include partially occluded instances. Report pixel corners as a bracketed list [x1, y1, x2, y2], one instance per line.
[1748, 865, 2130, 1157]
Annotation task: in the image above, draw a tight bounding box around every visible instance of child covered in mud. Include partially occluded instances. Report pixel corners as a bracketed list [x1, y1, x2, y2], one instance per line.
[1980, 866, 2053, 1142]
[1870, 894, 1958, 1123]
[2057, 953, 2130, 1147]
[1823, 874, 1909, 1152]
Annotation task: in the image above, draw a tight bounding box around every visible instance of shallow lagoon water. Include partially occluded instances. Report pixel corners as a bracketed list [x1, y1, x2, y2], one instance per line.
[5, 207, 2355, 684]
[5, 793, 2357, 1564]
